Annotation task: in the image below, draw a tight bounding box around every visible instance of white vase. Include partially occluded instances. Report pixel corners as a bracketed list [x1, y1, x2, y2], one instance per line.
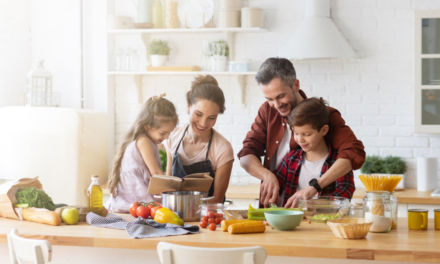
[150, 55, 167, 67]
[208, 56, 228, 72]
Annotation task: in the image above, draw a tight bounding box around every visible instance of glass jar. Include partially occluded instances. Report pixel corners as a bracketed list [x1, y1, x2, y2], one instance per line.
[364, 191, 397, 232]
[200, 203, 226, 224]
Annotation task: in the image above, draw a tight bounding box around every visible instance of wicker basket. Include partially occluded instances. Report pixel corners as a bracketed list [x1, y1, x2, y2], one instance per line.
[327, 218, 373, 239]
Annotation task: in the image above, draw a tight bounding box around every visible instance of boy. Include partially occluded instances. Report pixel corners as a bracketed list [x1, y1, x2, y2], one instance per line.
[275, 97, 355, 208]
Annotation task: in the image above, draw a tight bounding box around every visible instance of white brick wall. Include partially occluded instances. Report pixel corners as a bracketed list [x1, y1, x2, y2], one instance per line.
[113, 0, 440, 188]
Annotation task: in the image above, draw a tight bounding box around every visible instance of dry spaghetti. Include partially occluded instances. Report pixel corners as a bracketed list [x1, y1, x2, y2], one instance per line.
[359, 174, 402, 192]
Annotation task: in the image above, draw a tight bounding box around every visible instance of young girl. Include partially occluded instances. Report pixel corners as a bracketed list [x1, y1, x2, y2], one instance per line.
[106, 94, 178, 213]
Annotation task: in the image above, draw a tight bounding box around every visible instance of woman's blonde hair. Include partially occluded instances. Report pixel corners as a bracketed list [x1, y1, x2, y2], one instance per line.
[107, 95, 178, 195]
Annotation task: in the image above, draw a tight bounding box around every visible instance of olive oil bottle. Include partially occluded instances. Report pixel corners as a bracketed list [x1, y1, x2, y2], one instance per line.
[87, 175, 104, 216]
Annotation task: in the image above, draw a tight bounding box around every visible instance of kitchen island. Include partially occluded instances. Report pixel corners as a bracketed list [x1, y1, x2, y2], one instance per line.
[0, 217, 439, 263]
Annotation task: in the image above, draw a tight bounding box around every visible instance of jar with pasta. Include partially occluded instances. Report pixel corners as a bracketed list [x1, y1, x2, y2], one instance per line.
[364, 191, 395, 232]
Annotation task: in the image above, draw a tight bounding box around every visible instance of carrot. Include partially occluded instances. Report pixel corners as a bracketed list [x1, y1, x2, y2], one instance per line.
[227, 221, 266, 234]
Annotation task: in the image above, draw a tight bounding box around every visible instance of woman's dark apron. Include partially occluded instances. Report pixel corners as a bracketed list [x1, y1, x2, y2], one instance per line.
[171, 126, 215, 196]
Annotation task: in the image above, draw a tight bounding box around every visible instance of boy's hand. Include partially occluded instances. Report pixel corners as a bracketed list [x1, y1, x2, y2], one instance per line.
[260, 172, 279, 207]
[284, 186, 317, 208]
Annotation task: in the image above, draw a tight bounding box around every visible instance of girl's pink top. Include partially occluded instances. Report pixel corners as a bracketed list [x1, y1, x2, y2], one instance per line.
[105, 138, 159, 213]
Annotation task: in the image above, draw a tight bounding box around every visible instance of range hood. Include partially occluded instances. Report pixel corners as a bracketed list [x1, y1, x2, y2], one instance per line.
[278, 0, 356, 60]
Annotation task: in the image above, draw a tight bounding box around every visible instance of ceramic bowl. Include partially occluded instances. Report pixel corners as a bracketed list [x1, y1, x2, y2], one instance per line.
[264, 210, 304, 231]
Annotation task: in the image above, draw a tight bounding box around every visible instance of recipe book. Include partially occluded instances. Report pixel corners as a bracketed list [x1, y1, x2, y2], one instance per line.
[147, 173, 213, 194]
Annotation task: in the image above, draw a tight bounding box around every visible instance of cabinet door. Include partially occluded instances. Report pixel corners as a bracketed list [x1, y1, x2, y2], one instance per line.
[415, 12, 440, 133]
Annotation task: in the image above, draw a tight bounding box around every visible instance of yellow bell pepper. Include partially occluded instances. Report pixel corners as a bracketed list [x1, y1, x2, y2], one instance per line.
[153, 207, 184, 226]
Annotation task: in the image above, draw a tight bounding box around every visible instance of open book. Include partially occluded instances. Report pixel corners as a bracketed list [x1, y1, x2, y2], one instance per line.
[147, 173, 213, 194]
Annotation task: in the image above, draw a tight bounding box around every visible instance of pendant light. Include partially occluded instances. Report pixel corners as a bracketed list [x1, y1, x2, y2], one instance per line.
[278, 0, 356, 60]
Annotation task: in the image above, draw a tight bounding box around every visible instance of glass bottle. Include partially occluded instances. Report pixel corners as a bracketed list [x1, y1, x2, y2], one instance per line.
[364, 191, 396, 232]
[88, 175, 104, 215]
[152, 0, 164, 28]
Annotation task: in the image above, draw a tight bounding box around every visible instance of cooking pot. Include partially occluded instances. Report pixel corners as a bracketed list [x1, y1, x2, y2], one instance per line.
[155, 191, 213, 221]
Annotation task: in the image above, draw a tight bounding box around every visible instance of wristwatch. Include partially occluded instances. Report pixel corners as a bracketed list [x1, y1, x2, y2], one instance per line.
[309, 178, 322, 192]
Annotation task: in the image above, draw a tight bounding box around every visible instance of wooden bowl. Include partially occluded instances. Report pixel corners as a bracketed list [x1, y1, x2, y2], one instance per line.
[327, 218, 372, 239]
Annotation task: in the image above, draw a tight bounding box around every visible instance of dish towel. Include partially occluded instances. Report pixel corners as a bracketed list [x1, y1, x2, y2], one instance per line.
[86, 212, 199, 238]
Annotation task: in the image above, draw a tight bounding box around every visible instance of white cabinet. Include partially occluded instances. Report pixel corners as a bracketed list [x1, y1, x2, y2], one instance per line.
[415, 11, 440, 133]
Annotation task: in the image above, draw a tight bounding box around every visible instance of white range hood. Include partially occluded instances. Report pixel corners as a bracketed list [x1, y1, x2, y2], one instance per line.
[278, 0, 356, 60]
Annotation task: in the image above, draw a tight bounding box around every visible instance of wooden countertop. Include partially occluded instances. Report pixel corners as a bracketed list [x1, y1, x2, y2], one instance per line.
[1, 217, 439, 262]
[226, 184, 440, 205]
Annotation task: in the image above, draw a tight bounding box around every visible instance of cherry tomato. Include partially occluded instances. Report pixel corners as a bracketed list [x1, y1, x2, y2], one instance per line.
[208, 218, 216, 224]
[129, 202, 139, 217]
[215, 217, 222, 225]
[201, 216, 208, 222]
[199, 220, 208, 228]
[136, 205, 150, 219]
[150, 206, 162, 219]
[208, 223, 216, 231]
[208, 211, 215, 218]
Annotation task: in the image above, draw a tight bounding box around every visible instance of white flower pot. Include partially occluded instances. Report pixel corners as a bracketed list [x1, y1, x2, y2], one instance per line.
[208, 56, 228, 72]
[150, 55, 168, 67]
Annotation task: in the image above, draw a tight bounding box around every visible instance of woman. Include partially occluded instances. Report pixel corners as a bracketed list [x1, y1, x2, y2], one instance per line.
[166, 75, 234, 203]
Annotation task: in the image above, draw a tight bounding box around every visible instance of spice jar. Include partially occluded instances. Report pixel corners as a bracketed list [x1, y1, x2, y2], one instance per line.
[364, 191, 396, 232]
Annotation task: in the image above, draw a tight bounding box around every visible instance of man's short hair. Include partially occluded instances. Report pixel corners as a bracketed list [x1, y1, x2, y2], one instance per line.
[292, 97, 329, 130]
[255, 57, 296, 87]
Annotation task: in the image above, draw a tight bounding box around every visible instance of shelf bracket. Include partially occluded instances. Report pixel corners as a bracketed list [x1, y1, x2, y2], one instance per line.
[236, 75, 247, 106]
[224, 31, 235, 61]
[134, 75, 143, 104]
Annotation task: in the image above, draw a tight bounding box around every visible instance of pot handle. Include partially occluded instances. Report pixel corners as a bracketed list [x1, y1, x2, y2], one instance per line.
[153, 194, 162, 199]
[200, 196, 215, 201]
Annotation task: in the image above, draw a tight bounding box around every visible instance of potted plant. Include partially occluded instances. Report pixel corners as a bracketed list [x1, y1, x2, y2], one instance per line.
[147, 40, 170, 67]
[360, 155, 407, 190]
[207, 40, 229, 72]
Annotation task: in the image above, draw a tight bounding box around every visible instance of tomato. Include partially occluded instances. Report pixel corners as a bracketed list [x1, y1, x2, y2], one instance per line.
[215, 217, 222, 225]
[208, 223, 216, 231]
[147, 201, 162, 209]
[199, 220, 208, 228]
[150, 206, 162, 219]
[129, 202, 139, 217]
[136, 205, 150, 219]
[201, 216, 208, 222]
[208, 218, 216, 224]
[208, 211, 215, 218]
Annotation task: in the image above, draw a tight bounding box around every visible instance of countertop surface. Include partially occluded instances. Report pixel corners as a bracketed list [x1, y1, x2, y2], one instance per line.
[0, 216, 439, 262]
[226, 184, 440, 205]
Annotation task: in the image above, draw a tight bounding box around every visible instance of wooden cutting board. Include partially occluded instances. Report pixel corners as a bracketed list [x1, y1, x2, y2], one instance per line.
[146, 66, 202, 72]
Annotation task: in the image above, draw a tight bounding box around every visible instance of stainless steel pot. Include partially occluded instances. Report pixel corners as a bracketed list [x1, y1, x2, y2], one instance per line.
[155, 191, 213, 221]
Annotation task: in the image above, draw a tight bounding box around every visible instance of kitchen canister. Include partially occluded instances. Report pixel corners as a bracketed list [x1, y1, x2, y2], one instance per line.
[364, 191, 396, 232]
[417, 157, 437, 192]
[241, 7, 263, 28]
[218, 10, 240, 28]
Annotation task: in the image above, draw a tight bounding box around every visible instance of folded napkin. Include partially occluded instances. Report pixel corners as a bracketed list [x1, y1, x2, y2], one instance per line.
[86, 212, 199, 238]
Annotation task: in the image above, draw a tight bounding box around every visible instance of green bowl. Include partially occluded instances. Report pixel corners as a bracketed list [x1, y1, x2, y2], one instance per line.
[264, 210, 304, 231]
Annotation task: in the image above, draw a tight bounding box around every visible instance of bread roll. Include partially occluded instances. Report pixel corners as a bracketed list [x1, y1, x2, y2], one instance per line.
[22, 208, 61, 226]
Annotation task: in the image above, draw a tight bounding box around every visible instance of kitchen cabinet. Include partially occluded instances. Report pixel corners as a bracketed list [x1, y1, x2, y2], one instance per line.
[415, 11, 440, 133]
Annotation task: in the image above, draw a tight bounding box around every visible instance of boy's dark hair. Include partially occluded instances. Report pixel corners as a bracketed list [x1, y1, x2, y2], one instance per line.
[292, 97, 329, 130]
[255, 57, 296, 87]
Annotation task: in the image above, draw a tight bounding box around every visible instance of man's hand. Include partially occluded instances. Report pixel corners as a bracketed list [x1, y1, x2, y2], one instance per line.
[284, 186, 317, 208]
[260, 172, 280, 207]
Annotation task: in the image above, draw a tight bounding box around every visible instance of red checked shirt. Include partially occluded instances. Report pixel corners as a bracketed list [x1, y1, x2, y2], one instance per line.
[275, 146, 355, 206]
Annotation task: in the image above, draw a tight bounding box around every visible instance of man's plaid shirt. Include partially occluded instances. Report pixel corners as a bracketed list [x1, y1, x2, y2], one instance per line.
[275, 146, 355, 206]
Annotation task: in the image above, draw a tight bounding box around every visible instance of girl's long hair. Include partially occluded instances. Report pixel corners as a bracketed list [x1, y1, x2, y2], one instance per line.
[107, 95, 178, 195]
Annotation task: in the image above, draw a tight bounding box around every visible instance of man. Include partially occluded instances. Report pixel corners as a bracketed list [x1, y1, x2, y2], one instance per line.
[238, 57, 365, 207]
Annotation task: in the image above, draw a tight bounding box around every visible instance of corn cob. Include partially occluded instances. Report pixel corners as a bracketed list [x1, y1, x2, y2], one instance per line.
[227, 221, 266, 234]
[221, 219, 257, 232]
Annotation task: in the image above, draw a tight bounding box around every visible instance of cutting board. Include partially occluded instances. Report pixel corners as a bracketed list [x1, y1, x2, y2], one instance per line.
[146, 66, 202, 72]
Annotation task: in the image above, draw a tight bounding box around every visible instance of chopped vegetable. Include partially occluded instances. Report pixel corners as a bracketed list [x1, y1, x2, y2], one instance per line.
[310, 213, 340, 222]
[247, 204, 303, 220]
[15, 187, 56, 211]
[228, 221, 266, 234]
